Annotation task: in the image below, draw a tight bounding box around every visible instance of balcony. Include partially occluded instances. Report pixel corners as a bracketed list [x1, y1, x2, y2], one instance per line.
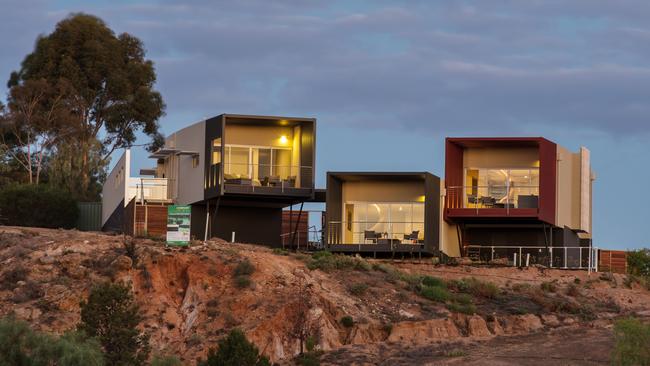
[327, 220, 425, 253]
[127, 178, 175, 204]
[446, 184, 539, 217]
[221, 162, 313, 196]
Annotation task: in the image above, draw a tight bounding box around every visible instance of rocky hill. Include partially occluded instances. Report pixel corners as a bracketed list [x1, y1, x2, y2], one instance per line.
[0, 226, 649, 365]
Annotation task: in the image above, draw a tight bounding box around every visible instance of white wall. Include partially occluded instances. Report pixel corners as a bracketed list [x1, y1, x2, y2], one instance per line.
[101, 149, 130, 225]
[164, 120, 206, 205]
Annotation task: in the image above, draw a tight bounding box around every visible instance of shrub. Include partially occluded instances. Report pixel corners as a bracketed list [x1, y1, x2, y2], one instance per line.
[234, 275, 252, 289]
[296, 351, 321, 366]
[0, 316, 104, 366]
[340, 316, 354, 328]
[78, 282, 150, 365]
[306, 252, 370, 272]
[540, 281, 557, 293]
[234, 260, 255, 276]
[453, 293, 473, 305]
[566, 283, 580, 297]
[348, 283, 369, 296]
[0, 184, 79, 229]
[0, 266, 28, 290]
[462, 277, 500, 299]
[151, 355, 182, 366]
[420, 285, 450, 302]
[627, 249, 650, 277]
[10, 281, 43, 303]
[422, 276, 446, 288]
[611, 317, 650, 366]
[200, 328, 270, 366]
[446, 302, 477, 315]
[272, 248, 289, 256]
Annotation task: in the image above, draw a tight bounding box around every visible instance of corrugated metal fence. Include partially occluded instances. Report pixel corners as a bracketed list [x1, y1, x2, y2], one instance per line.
[76, 202, 102, 231]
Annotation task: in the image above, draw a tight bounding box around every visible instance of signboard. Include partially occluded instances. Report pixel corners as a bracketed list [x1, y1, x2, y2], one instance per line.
[167, 205, 191, 246]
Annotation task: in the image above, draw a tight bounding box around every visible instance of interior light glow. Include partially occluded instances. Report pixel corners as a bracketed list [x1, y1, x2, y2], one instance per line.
[279, 135, 288, 144]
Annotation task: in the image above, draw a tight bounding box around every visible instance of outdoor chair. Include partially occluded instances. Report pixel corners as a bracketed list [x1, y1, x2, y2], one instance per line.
[364, 230, 378, 244]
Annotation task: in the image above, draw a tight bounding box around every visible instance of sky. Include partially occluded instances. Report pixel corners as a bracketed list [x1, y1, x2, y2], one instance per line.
[1, 0, 649, 249]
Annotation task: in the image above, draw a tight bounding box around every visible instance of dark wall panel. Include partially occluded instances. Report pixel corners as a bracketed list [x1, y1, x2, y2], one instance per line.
[204, 115, 224, 200]
[211, 205, 283, 247]
[444, 139, 464, 214]
[325, 174, 343, 244]
[538, 139, 557, 225]
[300, 122, 315, 188]
[424, 173, 441, 254]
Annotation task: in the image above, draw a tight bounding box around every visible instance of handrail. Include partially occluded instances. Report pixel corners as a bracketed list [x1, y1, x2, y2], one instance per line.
[465, 245, 598, 271]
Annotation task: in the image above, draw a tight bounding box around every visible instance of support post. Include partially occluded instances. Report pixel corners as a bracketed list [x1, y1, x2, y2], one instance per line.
[204, 201, 210, 242]
[291, 202, 305, 250]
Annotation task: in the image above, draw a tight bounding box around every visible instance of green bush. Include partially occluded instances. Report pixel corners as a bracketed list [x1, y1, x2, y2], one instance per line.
[234, 260, 255, 276]
[306, 252, 371, 272]
[151, 355, 182, 366]
[453, 293, 473, 305]
[0, 184, 79, 229]
[200, 328, 270, 366]
[420, 285, 450, 302]
[446, 302, 477, 315]
[348, 283, 369, 296]
[78, 282, 150, 366]
[462, 277, 500, 299]
[422, 276, 446, 288]
[340, 316, 354, 328]
[540, 281, 557, 293]
[628, 249, 650, 277]
[234, 275, 252, 289]
[0, 316, 104, 366]
[611, 317, 650, 365]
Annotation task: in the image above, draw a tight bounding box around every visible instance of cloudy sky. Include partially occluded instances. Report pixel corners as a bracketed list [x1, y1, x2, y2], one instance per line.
[1, 0, 649, 249]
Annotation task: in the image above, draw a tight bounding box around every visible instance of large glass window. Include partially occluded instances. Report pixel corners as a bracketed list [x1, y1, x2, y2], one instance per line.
[346, 202, 425, 244]
[464, 168, 539, 208]
[223, 144, 294, 185]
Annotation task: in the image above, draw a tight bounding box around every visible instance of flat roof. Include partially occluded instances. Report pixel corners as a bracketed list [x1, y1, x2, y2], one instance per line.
[327, 172, 437, 182]
[446, 137, 554, 148]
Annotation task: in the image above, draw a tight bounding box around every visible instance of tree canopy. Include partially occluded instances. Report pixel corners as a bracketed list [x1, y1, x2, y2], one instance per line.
[5, 13, 165, 198]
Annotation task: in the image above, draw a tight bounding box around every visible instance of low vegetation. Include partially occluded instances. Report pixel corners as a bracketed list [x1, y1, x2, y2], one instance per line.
[200, 328, 270, 366]
[233, 259, 256, 289]
[348, 283, 369, 296]
[0, 184, 79, 229]
[78, 281, 150, 366]
[305, 251, 371, 272]
[340, 316, 354, 328]
[0, 316, 104, 366]
[611, 317, 650, 366]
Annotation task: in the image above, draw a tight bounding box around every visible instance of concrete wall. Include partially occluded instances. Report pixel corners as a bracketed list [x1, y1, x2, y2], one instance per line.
[463, 147, 539, 168]
[164, 121, 206, 205]
[102, 149, 130, 226]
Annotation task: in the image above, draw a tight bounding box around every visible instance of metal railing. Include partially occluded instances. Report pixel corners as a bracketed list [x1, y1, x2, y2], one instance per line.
[447, 185, 540, 212]
[280, 226, 323, 250]
[466, 245, 598, 270]
[128, 178, 175, 203]
[222, 162, 313, 190]
[327, 221, 425, 247]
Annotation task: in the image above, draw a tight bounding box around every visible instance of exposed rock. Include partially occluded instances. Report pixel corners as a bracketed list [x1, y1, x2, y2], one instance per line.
[111, 255, 133, 271]
[502, 314, 544, 334]
[349, 323, 388, 344]
[541, 314, 560, 327]
[38, 256, 55, 265]
[490, 257, 510, 266]
[387, 318, 461, 343]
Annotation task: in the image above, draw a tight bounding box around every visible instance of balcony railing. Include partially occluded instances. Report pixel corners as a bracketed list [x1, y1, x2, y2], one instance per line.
[466, 245, 597, 270]
[446, 185, 539, 211]
[327, 221, 425, 248]
[128, 178, 175, 203]
[222, 162, 313, 190]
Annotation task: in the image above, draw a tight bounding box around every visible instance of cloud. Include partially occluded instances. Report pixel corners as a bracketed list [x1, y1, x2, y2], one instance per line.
[3, 0, 650, 138]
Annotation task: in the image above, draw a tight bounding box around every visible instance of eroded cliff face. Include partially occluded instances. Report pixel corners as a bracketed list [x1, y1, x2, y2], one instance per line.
[1, 227, 649, 364]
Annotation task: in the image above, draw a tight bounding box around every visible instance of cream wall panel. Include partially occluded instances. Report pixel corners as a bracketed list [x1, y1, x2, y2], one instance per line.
[165, 121, 206, 205]
[464, 147, 539, 168]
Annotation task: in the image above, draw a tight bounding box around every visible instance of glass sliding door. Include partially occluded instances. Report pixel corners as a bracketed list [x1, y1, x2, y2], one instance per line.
[346, 201, 425, 244]
[464, 168, 540, 208]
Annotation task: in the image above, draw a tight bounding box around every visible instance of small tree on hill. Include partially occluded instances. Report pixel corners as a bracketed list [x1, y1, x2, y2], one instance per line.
[78, 282, 150, 366]
[200, 328, 270, 366]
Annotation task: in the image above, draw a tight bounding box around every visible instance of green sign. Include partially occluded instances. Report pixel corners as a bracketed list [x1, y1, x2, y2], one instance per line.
[167, 205, 191, 246]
